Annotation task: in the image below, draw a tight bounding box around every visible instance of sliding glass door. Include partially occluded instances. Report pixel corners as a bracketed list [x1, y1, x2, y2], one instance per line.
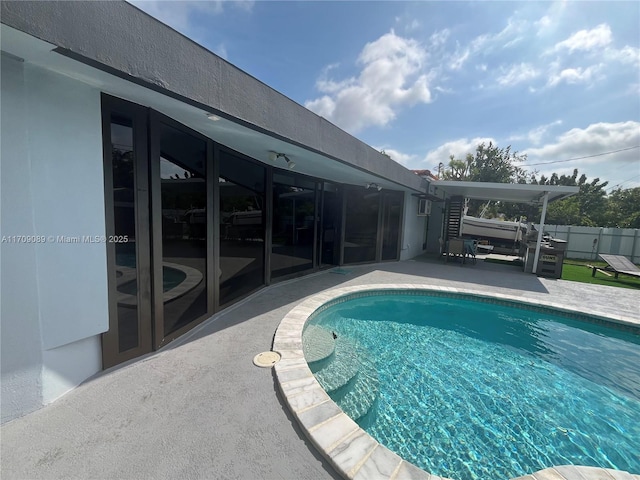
[271, 172, 317, 279]
[218, 149, 266, 306]
[101, 97, 153, 368]
[102, 96, 214, 367]
[151, 118, 211, 345]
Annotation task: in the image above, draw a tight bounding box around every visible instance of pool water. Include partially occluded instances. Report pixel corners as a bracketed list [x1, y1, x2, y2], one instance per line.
[306, 293, 640, 480]
[117, 266, 186, 295]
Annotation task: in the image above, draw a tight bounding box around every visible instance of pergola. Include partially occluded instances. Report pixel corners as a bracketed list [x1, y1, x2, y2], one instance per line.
[432, 181, 579, 274]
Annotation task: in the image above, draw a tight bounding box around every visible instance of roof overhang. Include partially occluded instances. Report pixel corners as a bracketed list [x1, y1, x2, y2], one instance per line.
[433, 181, 579, 204]
[0, 2, 426, 194]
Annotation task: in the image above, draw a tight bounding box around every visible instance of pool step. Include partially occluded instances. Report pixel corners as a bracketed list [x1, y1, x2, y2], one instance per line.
[314, 339, 361, 393]
[307, 331, 380, 422]
[303, 325, 336, 367]
[333, 361, 379, 421]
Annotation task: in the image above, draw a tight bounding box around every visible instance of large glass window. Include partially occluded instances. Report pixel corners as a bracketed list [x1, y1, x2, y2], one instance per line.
[381, 191, 403, 261]
[319, 182, 341, 267]
[344, 187, 380, 264]
[110, 118, 140, 353]
[219, 150, 265, 306]
[159, 122, 207, 336]
[271, 172, 316, 279]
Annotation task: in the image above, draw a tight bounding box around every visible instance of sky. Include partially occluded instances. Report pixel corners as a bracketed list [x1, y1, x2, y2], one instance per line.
[130, 0, 640, 192]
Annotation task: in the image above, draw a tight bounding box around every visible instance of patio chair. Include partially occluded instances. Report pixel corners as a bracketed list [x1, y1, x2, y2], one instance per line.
[446, 238, 466, 265]
[592, 254, 640, 279]
[463, 239, 478, 265]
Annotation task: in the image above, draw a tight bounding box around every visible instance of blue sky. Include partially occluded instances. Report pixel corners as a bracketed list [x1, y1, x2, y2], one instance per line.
[130, 1, 640, 191]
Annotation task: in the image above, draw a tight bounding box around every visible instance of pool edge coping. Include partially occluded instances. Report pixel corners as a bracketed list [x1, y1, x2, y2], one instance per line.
[272, 283, 640, 480]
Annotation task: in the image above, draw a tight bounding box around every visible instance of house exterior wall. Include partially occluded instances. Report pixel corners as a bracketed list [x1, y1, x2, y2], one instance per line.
[1, 55, 106, 422]
[426, 201, 445, 254]
[0, 1, 433, 423]
[1, 54, 44, 423]
[400, 193, 428, 261]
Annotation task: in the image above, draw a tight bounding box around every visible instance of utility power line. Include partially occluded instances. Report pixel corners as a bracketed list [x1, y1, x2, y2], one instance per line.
[606, 174, 640, 193]
[521, 145, 640, 167]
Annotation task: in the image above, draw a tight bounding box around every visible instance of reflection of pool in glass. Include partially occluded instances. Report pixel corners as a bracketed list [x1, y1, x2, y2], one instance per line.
[117, 266, 186, 295]
[304, 292, 640, 480]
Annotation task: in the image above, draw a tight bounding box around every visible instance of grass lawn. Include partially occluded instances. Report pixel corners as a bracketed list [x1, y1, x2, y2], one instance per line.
[562, 261, 640, 290]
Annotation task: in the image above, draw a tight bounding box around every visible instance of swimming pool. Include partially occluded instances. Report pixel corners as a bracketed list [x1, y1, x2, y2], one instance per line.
[301, 290, 640, 480]
[117, 266, 187, 295]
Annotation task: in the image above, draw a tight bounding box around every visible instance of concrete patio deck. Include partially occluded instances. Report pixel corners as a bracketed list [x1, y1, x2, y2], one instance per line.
[2, 255, 638, 480]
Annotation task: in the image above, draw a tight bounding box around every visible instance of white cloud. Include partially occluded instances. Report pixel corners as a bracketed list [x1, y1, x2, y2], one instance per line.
[553, 24, 613, 53]
[509, 120, 563, 145]
[496, 63, 540, 86]
[305, 30, 432, 133]
[448, 16, 529, 71]
[423, 137, 497, 169]
[523, 121, 640, 185]
[605, 45, 640, 69]
[535, 15, 552, 33]
[547, 64, 603, 87]
[535, 2, 568, 36]
[406, 19, 421, 32]
[449, 46, 471, 71]
[541, 22, 637, 89]
[429, 29, 450, 47]
[373, 147, 418, 167]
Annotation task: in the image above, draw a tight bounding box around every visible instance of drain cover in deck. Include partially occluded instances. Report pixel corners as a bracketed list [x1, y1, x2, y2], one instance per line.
[253, 351, 281, 368]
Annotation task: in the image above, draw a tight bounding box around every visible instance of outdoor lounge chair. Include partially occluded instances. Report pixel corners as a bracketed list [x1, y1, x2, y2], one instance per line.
[592, 254, 640, 279]
[463, 239, 478, 265]
[446, 238, 476, 265]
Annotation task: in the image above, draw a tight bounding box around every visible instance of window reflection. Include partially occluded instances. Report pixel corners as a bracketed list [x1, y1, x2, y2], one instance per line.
[219, 151, 265, 306]
[271, 173, 316, 278]
[382, 192, 403, 261]
[160, 123, 207, 335]
[319, 182, 341, 267]
[111, 118, 140, 352]
[344, 187, 379, 264]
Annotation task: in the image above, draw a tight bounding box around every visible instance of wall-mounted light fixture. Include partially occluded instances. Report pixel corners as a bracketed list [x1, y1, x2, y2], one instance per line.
[366, 182, 383, 191]
[268, 151, 295, 169]
[206, 113, 221, 121]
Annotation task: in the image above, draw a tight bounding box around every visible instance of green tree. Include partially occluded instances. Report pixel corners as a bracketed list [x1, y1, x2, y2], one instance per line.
[534, 169, 609, 226]
[438, 142, 638, 228]
[441, 142, 531, 219]
[468, 142, 528, 184]
[442, 154, 473, 180]
[604, 187, 640, 228]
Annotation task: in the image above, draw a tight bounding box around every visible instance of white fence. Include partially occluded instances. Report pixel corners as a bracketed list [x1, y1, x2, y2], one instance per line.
[537, 224, 640, 263]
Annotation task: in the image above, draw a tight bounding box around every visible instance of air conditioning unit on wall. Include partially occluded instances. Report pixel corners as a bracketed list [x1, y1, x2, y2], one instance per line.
[418, 198, 431, 216]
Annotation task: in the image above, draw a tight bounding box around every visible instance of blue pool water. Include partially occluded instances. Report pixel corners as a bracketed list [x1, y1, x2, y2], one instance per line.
[305, 292, 640, 480]
[117, 266, 186, 295]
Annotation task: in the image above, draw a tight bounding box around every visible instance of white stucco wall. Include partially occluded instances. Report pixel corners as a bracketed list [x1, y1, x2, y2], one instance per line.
[1, 53, 44, 423]
[1, 56, 106, 422]
[426, 200, 445, 254]
[25, 64, 108, 349]
[400, 193, 428, 261]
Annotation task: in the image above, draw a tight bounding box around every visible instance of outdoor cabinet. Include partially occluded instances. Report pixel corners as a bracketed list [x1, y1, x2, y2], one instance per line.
[523, 243, 565, 279]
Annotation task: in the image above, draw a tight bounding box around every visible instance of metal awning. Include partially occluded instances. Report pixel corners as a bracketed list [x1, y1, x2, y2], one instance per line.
[432, 181, 579, 275]
[432, 181, 578, 204]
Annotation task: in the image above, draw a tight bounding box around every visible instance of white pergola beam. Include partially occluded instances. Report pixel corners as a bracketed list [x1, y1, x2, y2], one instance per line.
[532, 192, 549, 274]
